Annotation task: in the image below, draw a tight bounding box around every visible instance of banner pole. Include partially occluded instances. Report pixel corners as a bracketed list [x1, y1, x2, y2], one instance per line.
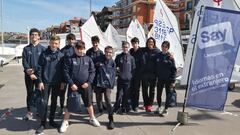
[182, 5, 204, 113]
[171, 6, 205, 133]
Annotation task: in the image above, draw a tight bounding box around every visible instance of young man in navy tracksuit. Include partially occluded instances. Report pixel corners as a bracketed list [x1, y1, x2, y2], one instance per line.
[113, 41, 135, 114]
[86, 35, 105, 113]
[95, 46, 116, 129]
[60, 41, 100, 133]
[129, 37, 143, 112]
[22, 28, 46, 120]
[59, 33, 76, 114]
[154, 41, 176, 116]
[35, 35, 65, 134]
[141, 37, 160, 112]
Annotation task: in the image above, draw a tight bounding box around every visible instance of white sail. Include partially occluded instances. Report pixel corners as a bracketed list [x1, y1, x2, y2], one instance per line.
[152, 0, 184, 69]
[126, 18, 146, 48]
[104, 23, 122, 50]
[181, 0, 240, 85]
[81, 15, 112, 51]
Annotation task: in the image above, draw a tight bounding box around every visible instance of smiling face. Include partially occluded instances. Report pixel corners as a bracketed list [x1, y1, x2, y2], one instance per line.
[147, 38, 155, 49]
[92, 41, 99, 50]
[122, 43, 130, 53]
[30, 32, 40, 44]
[75, 47, 85, 56]
[131, 42, 139, 50]
[105, 48, 113, 59]
[50, 40, 60, 51]
[67, 38, 76, 46]
[161, 44, 169, 53]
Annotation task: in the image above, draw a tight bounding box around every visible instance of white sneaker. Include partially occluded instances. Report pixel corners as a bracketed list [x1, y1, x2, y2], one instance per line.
[160, 109, 168, 116]
[59, 120, 69, 133]
[89, 117, 101, 127]
[154, 107, 163, 114]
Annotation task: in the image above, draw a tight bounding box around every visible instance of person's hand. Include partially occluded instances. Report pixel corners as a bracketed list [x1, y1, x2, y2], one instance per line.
[60, 83, 65, 90]
[71, 84, 78, 91]
[96, 62, 103, 67]
[170, 83, 175, 89]
[38, 83, 44, 90]
[81, 83, 89, 89]
[26, 69, 34, 75]
[168, 53, 174, 60]
[30, 74, 37, 80]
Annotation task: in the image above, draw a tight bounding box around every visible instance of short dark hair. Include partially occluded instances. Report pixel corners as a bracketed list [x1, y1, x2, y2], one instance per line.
[131, 37, 139, 44]
[91, 35, 100, 42]
[75, 40, 85, 49]
[122, 41, 130, 47]
[66, 33, 76, 40]
[105, 46, 113, 51]
[29, 28, 40, 36]
[161, 41, 170, 49]
[146, 37, 156, 48]
[50, 35, 60, 41]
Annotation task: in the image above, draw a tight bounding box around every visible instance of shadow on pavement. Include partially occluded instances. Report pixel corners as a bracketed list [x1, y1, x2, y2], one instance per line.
[0, 107, 38, 132]
[232, 99, 240, 108]
[189, 110, 223, 121]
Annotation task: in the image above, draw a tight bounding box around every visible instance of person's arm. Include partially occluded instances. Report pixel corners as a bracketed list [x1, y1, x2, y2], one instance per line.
[63, 57, 74, 86]
[22, 47, 31, 74]
[170, 58, 177, 83]
[87, 58, 96, 84]
[131, 56, 136, 75]
[36, 52, 45, 90]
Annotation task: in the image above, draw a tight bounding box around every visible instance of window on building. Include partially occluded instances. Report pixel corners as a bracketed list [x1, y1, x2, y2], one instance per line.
[127, 0, 132, 5]
[186, 1, 192, 11]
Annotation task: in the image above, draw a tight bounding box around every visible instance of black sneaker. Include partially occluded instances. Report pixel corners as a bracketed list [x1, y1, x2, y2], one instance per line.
[49, 121, 60, 128]
[35, 125, 44, 135]
[107, 120, 114, 130]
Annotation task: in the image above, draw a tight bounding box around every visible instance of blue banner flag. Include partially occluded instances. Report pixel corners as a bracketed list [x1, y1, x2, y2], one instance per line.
[186, 7, 240, 111]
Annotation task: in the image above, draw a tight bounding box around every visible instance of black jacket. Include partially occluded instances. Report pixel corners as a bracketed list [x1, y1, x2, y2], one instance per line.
[154, 52, 177, 83]
[141, 47, 160, 78]
[86, 47, 103, 64]
[115, 52, 135, 82]
[64, 54, 95, 86]
[95, 55, 116, 89]
[22, 43, 46, 74]
[130, 47, 143, 74]
[60, 45, 75, 58]
[37, 47, 64, 84]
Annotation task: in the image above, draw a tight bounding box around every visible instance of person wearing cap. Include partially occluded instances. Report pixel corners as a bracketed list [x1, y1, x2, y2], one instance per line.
[60, 40, 100, 133]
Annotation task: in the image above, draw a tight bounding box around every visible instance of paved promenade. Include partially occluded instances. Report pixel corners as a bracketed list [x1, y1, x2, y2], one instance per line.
[0, 63, 240, 135]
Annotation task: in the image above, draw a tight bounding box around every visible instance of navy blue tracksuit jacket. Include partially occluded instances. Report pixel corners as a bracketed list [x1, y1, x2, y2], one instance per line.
[37, 47, 64, 84]
[22, 44, 46, 74]
[63, 54, 95, 86]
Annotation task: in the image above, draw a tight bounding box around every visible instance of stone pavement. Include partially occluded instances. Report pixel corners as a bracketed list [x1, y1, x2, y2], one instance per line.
[0, 63, 240, 135]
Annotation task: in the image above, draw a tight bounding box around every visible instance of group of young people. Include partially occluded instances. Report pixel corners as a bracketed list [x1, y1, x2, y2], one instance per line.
[22, 28, 176, 135]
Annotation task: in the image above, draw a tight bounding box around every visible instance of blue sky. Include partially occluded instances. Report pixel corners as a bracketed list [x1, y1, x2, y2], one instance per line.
[2, 0, 118, 33]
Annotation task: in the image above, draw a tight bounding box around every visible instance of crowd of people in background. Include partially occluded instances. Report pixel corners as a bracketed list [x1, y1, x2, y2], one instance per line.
[22, 28, 177, 135]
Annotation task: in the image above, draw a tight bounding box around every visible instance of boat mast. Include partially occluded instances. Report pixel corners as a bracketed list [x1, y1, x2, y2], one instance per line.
[1, 0, 4, 54]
